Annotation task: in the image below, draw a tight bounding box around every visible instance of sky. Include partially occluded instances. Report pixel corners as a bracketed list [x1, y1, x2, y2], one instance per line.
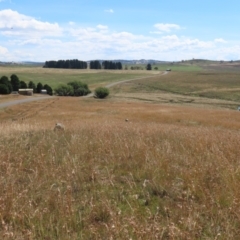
[0, 0, 240, 62]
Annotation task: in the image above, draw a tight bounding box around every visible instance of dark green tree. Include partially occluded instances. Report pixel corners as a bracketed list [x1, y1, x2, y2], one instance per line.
[19, 80, 27, 89]
[0, 76, 12, 93]
[0, 84, 9, 94]
[10, 74, 20, 91]
[28, 81, 36, 93]
[36, 82, 43, 93]
[146, 64, 152, 70]
[43, 84, 53, 95]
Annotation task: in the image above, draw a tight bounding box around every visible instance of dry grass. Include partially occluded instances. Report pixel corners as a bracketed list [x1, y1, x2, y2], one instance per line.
[110, 71, 240, 108]
[1, 98, 240, 239]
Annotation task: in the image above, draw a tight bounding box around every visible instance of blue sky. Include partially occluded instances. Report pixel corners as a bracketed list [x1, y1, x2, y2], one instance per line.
[0, 0, 240, 62]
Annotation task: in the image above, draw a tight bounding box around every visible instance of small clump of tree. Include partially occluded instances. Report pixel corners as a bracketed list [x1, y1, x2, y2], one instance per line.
[94, 87, 109, 99]
[102, 61, 122, 70]
[90, 60, 102, 69]
[55, 81, 91, 96]
[0, 74, 53, 95]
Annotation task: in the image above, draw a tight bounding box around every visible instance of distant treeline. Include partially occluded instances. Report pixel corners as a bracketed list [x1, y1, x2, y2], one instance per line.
[44, 59, 88, 69]
[44, 59, 123, 70]
[90, 60, 122, 70]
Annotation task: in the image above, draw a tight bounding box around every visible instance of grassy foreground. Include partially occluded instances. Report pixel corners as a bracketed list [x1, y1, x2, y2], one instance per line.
[1, 98, 240, 239]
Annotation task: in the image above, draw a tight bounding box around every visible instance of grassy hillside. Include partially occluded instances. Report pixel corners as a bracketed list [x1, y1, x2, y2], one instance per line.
[111, 71, 240, 106]
[1, 64, 240, 239]
[1, 98, 240, 239]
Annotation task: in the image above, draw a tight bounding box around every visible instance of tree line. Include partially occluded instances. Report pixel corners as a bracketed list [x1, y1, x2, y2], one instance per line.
[0, 74, 52, 95]
[43, 59, 123, 70]
[44, 59, 88, 69]
[90, 60, 122, 70]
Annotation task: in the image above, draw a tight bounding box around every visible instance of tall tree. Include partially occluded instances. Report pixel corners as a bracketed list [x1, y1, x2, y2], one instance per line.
[19, 80, 27, 89]
[36, 82, 43, 93]
[0, 76, 12, 93]
[10, 74, 20, 91]
[43, 84, 53, 95]
[28, 81, 36, 93]
[146, 64, 152, 70]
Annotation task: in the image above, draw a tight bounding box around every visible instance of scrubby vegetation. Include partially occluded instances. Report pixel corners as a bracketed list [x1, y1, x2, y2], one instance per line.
[55, 81, 91, 96]
[94, 87, 109, 98]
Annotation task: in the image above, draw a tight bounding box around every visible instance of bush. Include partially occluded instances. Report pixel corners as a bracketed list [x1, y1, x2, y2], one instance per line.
[67, 81, 91, 96]
[55, 84, 74, 96]
[94, 87, 109, 99]
[0, 84, 10, 94]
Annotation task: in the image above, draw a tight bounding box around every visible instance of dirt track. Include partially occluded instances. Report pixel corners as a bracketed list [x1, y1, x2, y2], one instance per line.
[0, 71, 167, 107]
[0, 96, 54, 109]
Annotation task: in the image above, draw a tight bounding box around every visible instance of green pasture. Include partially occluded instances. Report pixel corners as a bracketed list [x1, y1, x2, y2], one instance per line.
[1, 64, 239, 103]
[0, 66, 150, 90]
[112, 71, 240, 102]
[125, 63, 203, 72]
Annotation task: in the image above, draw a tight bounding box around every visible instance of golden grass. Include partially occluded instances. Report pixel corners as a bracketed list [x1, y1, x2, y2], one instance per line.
[1, 98, 240, 239]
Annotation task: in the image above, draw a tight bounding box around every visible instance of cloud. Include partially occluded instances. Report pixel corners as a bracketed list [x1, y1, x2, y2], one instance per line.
[0, 9, 62, 37]
[214, 38, 227, 43]
[0, 45, 8, 54]
[153, 23, 181, 34]
[97, 24, 108, 31]
[0, 11, 239, 62]
[105, 9, 114, 13]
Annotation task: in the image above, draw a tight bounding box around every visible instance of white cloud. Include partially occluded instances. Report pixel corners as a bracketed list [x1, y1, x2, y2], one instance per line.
[105, 9, 114, 13]
[153, 23, 181, 33]
[0, 45, 8, 54]
[0, 11, 239, 62]
[214, 38, 227, 43]
[97, 25, 108, 31]
[0, 9, 62, 37]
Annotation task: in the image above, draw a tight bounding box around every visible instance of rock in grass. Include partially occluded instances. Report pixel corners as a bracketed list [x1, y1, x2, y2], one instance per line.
[54, 123, 65, 131]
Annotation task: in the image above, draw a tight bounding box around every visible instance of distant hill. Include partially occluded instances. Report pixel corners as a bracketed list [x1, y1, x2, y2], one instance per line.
[0, 61, 44, 66]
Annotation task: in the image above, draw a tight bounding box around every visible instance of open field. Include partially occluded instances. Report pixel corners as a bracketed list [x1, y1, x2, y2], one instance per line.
[0, 66, 153, 90]
[1, 97, 240, 239]
[0, 63, 240, 239]
[111, 71, 240, 108]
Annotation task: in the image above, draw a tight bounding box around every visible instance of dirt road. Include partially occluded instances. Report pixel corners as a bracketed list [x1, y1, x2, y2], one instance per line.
[0, 71, 168, 106]
[85, 71, 168, 97]
[0, 96, 54, 109]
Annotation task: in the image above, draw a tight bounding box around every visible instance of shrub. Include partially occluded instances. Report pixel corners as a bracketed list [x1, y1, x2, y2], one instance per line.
[67, 81, 91, 96]
[55, 84, 74, 96]
[94, 87, 109, 99]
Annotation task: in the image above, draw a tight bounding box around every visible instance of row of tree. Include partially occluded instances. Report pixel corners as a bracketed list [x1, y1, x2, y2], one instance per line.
[43, 59, 123, 70]
[90, 60, 122, 70]
[44, 59, 88, 69]
[0, 74, 53, 95]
